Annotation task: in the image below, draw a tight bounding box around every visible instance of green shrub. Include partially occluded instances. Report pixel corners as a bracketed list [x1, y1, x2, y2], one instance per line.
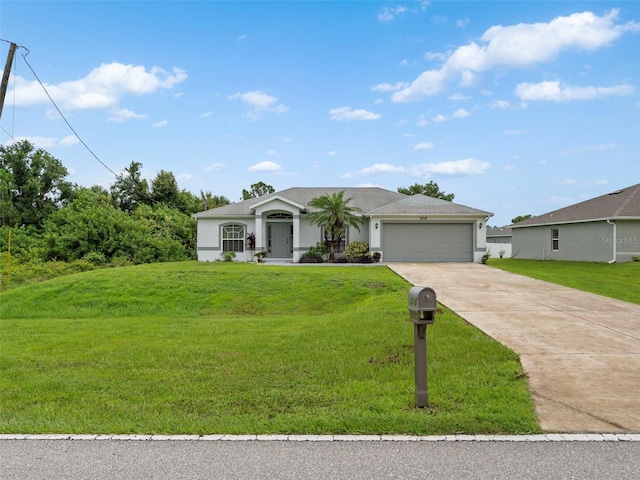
[300, 242, 327, 263]
[344, 241, 370, 261]
[221, 251, 236, 262]
[254, 250, 268, 263]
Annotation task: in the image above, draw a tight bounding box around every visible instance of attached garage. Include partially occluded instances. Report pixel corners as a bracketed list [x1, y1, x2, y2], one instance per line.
[382, 222, 474, 262]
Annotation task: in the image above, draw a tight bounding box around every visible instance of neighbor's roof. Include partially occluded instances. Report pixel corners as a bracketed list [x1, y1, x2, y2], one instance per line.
[193, 187, 492, 218]
[486, 226, 512, 237]
[512, 183, 640, 228]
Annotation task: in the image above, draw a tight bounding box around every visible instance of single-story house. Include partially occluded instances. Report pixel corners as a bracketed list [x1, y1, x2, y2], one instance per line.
[486, 226, 512, 244]
[511, 183, 640, 263]
[193, 187, 493, 263]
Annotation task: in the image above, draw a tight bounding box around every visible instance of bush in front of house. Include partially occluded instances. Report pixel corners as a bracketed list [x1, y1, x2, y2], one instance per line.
[299, 242, 327, 263]
[344, 241, 372, 263]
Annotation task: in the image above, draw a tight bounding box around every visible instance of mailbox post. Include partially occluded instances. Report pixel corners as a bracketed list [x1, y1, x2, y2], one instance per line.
[408, 286, 437, 408]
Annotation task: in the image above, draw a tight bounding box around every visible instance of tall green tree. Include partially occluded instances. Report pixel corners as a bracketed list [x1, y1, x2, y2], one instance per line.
[110, 161, 150, 212]
[307, 191, 365, 262]
[199, 190, 230, 211]
[150, 170, 180, 207]
[0, 140, 75, 227]
[397, 181, 455, 201]
[242, 181, 275, 200]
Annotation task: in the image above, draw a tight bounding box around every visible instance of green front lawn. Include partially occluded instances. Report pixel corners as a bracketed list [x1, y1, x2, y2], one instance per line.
[488, 259, 640, 304]
[0, 262, 539, 435]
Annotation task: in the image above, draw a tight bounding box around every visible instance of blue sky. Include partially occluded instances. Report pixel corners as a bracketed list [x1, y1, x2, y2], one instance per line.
[1, 1, 638, 226]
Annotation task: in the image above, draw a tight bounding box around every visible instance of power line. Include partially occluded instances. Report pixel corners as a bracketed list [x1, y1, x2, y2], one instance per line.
[1, 39, 120, 179]
[18, 48, 120, 178]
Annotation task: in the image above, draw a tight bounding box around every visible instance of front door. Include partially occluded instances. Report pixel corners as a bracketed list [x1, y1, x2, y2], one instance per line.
[269, 223, 293, 258]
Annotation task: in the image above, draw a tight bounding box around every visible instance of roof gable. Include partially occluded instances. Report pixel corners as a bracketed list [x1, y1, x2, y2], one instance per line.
[512, 183, 640, 227]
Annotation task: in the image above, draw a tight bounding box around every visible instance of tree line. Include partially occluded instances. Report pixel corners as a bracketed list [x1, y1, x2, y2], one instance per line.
[0, 140, 232, 266]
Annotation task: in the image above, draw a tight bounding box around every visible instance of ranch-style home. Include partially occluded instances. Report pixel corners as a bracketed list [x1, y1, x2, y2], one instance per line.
[193, 187, 493, 263]
[511, 183, 640, 263]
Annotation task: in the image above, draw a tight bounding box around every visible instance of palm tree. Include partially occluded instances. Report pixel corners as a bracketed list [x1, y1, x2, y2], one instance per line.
[307, 191, 365, 262]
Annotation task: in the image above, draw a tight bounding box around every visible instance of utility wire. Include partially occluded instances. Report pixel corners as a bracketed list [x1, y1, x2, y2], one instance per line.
[18, 46, 120, 178]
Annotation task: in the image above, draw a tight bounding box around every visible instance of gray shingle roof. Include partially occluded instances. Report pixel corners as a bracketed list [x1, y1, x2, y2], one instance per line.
[512, 183, 640, 228]
[193, 187, 492, 218]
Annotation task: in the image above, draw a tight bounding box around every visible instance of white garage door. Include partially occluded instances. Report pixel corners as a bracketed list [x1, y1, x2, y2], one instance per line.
[382, 223, 474, 262]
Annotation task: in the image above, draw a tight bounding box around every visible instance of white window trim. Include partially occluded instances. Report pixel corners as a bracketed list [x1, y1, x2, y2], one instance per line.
[222, 224, 246, 253]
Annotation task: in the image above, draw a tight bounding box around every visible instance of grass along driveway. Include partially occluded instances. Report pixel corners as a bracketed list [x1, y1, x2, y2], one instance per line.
[487, 259, 640, 305]
[0, 262, 539, 435]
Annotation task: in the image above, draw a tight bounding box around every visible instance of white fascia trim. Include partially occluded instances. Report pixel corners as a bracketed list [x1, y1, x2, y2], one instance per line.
[250, 195, 306, 211]
[511, 217, 639, 229]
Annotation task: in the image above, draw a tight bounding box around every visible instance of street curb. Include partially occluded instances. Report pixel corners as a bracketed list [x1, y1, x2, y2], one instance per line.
[1, 434, 638, 442]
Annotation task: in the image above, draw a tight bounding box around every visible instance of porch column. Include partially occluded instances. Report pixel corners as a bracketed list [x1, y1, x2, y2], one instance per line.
[255, 213, 264, 251]
[293, 214, 300, 262]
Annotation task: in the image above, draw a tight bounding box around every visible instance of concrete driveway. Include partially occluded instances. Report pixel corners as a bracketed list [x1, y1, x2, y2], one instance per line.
[387, 263, 640, 433]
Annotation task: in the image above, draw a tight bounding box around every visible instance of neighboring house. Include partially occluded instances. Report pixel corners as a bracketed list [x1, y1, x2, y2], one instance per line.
[511, 183, 640, 263]
[193, 187, 493, 263]
[486, 226, 512, 259]
[486, 226, 512, 244]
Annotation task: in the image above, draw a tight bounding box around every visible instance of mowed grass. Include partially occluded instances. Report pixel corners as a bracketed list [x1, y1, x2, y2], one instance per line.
[488, 259, 640, 305]
[0, 262, 539, 435]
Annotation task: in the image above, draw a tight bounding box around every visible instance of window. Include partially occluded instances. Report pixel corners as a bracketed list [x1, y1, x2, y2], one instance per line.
[551, 228, 559, 251]
[222, 224, 245, 252]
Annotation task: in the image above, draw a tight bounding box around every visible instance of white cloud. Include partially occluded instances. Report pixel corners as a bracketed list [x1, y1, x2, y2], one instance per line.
[248, 161, 282, 172]
[177, 173, 195, 181]
[342, 163, 406, 178]
[107, 108, 148, 122]
[238, 34, 248, 41]
[559, 178, 579, 186]
[452, 108, 470, 118]
[424, 51, 447, 62]
[456, 18, 469, 29]
[59, 135, 79, 146]
[489, 100, 511, 109]
[416, 115, 430, 126]
[503, 129, 535, 136]
[378, 6, 407, 23]
[371, 81, 409, 92]
[392, 9, 638, 102]
[153, 120, 168, 128]
[557, 143, 621, 156]
[588, 179, 610, 186]
[448, 93, 471, 101]
[515, 81, 634, 102]
[9, 62, 187, 110]
[205, 163, 226, 172]
[414, 142, 434, 151]
[329, 106, 381, 122]
[325, 150, 336, 156]
[201, 111, 214, 117]
[229, 90, 288, 119]
[411, 158, 490, 175]
[432, 114, 447, 123]
[9, 136, 57, 149]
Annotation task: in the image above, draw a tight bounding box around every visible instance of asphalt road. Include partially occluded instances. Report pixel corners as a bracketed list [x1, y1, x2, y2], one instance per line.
[2, 439, 640, 480]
